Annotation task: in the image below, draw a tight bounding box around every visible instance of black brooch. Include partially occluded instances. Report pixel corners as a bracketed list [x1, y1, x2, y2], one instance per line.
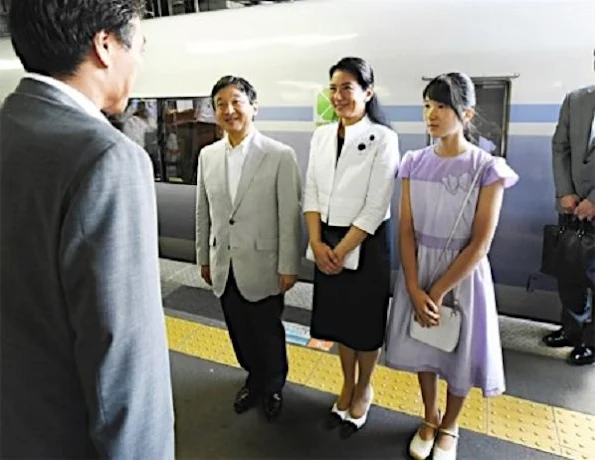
[357, 134, 376, 151]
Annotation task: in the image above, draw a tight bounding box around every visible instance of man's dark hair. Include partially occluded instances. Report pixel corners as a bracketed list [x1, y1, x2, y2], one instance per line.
[9, 0, 146, 77]
[210, 76, 258, 106]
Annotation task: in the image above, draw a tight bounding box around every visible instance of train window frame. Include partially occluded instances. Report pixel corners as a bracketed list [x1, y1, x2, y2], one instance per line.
[109, 95, 222, 185]
[160, 96, 198, 185]
[424, 76, 512, 158]
[105, 97, 162, 180]
[159, 96, 222, 185]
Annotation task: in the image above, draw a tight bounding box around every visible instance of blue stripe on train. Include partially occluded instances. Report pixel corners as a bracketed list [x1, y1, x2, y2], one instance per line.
[257, 104, 562, 123]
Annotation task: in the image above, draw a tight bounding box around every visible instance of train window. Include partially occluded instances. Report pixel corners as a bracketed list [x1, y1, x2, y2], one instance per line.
[426, 77, 511, 158]
[161, 97, 222, 185]
[473, 79, 510, 158]
[106, 96, 222, 185]
[108, 98, 162, 180]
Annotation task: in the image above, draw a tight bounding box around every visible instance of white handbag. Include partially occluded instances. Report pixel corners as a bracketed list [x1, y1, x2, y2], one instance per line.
[409, 302, 462, 353]
[306, 243, 360, 270]
[409, 160, 488, 353]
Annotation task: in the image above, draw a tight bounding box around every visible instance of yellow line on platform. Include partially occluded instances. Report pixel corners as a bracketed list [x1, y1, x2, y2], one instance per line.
[165, 315, 594, 460]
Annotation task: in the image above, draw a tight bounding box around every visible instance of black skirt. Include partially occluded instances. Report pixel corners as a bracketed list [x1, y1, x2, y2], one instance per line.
[310, 220, 391, 351]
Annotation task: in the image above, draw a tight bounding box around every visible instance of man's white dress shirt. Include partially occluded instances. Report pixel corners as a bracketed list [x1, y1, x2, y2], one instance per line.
[226, 130, 255, 204]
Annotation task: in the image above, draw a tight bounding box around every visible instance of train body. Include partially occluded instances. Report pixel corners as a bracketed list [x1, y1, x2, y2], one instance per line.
[1, 0, 595, 322]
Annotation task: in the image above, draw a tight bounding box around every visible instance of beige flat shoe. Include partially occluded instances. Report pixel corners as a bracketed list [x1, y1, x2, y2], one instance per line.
[432, 426, 459, 460]
[409, 411, 442, 460]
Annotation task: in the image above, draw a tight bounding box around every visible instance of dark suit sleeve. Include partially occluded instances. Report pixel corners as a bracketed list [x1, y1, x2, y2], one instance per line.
[59, 140, 175, 460]
[586, 159, 595, 204]
[552, 92, 576, 198]
[277, 147, 302, 275]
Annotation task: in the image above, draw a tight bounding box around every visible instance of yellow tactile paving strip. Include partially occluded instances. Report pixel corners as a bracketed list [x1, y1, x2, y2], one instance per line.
[165, 316, 595, 460]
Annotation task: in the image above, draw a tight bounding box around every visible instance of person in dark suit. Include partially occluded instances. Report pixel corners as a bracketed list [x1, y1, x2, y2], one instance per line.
[544, 82, 595, 366]
[0, 1, 175, 458]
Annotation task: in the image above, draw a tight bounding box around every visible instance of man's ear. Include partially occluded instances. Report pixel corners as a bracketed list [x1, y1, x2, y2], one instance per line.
[92, 30, 113, 69]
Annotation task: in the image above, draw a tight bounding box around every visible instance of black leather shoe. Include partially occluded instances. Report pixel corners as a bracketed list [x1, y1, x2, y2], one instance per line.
[262, 392, 283, 422]
[567, 345, 595, 366]
[234, 387, 260, 414]
[542, 329, 573, 348]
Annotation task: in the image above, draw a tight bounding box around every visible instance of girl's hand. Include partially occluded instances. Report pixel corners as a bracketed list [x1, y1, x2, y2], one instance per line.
[411, 288, 440, 328]
[428, 286, 445, 309]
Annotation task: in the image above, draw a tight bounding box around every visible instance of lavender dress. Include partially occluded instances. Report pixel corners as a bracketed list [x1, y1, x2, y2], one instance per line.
[385, 146, 519, 397]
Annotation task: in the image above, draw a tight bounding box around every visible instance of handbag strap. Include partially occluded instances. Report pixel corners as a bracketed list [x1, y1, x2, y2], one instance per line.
[428, 159, 490, 286]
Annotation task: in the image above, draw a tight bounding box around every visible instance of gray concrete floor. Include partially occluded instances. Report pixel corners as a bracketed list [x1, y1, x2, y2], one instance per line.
[162, 259, 595, 459]
[163, 284, 595, 416]
[501, 348, 595, 415]
[171, 351, 561, 459]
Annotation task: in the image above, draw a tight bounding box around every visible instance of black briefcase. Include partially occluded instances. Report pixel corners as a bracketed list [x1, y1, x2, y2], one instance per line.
[541, 216, 595, 286]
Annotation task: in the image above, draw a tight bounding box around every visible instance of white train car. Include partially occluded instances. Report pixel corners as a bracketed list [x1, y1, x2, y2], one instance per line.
[1, 0, 594, 322]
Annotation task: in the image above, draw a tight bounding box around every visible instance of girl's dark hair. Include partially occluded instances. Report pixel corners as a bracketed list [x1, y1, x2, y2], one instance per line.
[423, 72, 479, 144]
[329, 57, 392, 129]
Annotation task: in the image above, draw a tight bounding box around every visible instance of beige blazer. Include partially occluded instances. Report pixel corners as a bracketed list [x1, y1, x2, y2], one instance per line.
[196, 130, 302, 301]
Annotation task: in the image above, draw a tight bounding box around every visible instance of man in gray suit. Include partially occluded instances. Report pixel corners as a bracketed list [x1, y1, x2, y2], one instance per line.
[196, 76, 302, 420]
[544, 82, 595, 365]
[0, 1, 175, 458]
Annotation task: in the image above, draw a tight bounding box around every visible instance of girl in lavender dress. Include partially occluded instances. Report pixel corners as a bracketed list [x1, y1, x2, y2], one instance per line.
[384, 73, 519, 460]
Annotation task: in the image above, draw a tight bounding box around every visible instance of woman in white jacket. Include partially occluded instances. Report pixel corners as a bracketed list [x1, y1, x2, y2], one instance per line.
[303, 57, 400, 437]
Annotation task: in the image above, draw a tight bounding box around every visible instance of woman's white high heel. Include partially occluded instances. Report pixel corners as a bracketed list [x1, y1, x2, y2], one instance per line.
[432, 427, 459, 460]
[331, 402, 348, 420]
[340, 387, 374, 439]
[324, 401, 349, 430]
[409, 412, 442, 460]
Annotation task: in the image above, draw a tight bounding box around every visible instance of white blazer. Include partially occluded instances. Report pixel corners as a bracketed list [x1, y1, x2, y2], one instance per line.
[303, 115, 400, 234]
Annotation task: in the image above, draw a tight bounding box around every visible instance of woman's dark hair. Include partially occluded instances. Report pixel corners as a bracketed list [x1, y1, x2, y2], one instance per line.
[423, 72, 479, 144]
[329, 57, 392, 129]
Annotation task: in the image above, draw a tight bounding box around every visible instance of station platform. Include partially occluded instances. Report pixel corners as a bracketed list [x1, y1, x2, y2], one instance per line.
[160, 259, 595, 460]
